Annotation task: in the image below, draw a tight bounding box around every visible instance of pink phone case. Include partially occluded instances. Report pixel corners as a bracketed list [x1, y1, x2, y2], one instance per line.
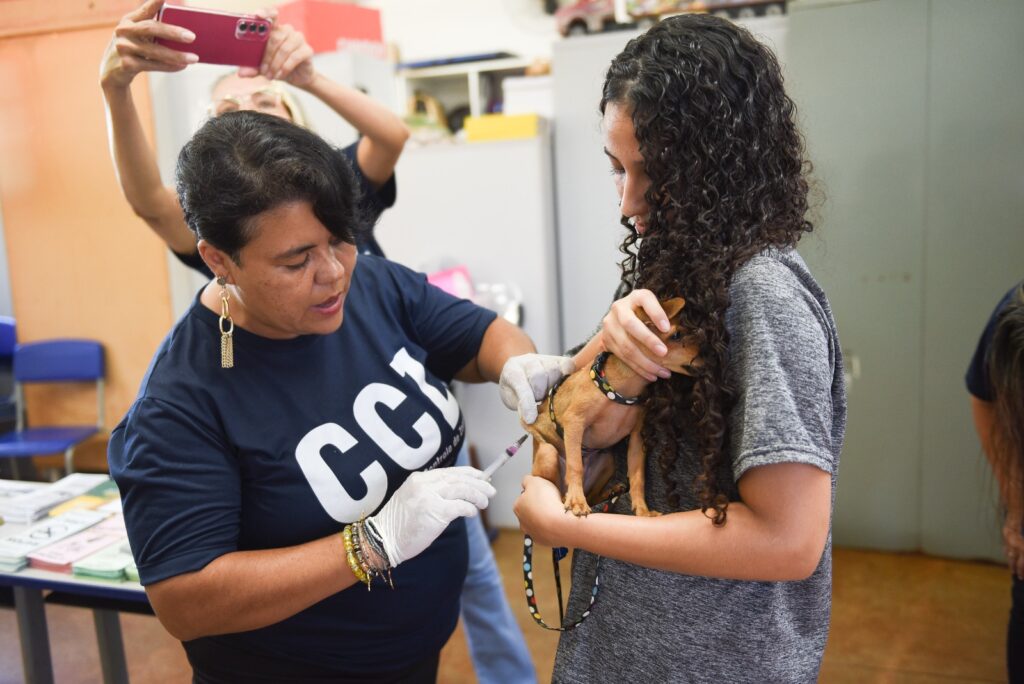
[156, 5, 270, 68]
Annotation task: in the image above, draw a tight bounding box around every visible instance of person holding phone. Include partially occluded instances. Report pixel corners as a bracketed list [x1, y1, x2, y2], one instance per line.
[99, 0, 407, 267]
[100, 3, 537, 682]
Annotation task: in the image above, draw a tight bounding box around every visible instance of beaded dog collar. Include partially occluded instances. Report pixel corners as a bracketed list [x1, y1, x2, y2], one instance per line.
[590, 352, 645, 405]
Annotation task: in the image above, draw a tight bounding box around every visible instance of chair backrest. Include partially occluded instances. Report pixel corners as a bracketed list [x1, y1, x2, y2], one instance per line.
[13, 339, 105, 383]
[0, 317, 15, 361]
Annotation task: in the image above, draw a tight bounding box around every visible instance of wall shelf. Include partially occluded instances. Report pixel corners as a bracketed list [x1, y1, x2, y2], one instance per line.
[396, 56, 533, 118]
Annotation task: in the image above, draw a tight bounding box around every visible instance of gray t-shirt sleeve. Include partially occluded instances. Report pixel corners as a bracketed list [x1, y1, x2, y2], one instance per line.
[726, 255, 839, 480]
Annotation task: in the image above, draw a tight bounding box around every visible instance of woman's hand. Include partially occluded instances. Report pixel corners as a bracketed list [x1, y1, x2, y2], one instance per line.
[498, 354, 576, 424]
[242, 9, 315, 87]
[601, 288, 673, 382]
[1004, 522, 1024, 580]
[100, 0, 197, 90]
[367, 467, 495, 566]
[513, 475, 569, 547]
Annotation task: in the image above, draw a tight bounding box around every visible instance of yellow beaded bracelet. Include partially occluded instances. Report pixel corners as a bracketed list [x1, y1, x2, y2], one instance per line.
[342, 526, 370, 586]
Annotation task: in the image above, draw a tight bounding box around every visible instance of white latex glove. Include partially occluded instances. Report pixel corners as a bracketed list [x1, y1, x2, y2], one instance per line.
[498, 353, 577, 424]
[367, 466, 495, 567]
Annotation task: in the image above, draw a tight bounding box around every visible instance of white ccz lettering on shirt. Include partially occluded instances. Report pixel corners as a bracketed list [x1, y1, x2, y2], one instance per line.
[294, 347, 459, 523]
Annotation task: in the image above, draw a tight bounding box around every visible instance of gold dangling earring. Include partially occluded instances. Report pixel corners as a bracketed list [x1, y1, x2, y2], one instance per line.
[218, 276, 234, 369]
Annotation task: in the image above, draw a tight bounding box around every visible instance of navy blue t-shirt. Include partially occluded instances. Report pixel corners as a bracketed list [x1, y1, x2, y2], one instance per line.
[173, 141, 395, 278]
[966, 282, 1022, 401]
[108, 255, 495, 679]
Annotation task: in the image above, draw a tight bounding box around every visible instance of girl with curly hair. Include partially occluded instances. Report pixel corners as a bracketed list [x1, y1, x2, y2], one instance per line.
[501, 13, 846, 681]
[966, 283, 1024, 681]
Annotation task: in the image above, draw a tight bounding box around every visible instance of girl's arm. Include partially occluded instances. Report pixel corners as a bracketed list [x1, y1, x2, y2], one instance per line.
[515, 461, 832, 581]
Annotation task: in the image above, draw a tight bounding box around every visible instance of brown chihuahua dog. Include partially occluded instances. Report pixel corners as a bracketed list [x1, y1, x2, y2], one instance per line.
[523, 298, 701, 517]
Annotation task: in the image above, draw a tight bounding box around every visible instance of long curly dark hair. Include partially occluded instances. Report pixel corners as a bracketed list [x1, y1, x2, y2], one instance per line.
[988, 285, 1024, 522]
[601, 14, 813, 524]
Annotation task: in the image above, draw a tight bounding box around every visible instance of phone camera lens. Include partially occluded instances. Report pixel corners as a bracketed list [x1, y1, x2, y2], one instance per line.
[257, 24, 267, 33]
[238, 21, 249, 31]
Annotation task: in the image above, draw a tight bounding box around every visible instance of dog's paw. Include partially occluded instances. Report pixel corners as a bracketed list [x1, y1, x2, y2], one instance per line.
[563, 493, 590, 517]
[632, 504, 661, 517]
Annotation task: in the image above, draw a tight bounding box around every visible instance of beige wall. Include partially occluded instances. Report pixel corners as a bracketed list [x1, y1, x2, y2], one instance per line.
[0, 2, 174, 443]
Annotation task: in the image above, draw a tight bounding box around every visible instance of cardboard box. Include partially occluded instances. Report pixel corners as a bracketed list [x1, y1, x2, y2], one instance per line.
[276, 0, 383, 54]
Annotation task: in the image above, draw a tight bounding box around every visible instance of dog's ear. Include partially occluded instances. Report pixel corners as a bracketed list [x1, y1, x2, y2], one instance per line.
[660, 297, 686, 322]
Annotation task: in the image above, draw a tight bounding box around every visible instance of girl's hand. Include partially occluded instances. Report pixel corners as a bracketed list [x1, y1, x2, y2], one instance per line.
[242, 8, 315, 87]
[601, 288, 672, 382]
[514, 475, 569, 547]
[100, 0, 197, 89]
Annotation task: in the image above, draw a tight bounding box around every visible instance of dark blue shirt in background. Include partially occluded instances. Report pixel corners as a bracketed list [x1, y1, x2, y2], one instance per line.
[966, 282, 1022, 401]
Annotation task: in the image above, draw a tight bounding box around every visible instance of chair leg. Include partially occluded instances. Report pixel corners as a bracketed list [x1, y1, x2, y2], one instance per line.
[64, 446, 75, 475]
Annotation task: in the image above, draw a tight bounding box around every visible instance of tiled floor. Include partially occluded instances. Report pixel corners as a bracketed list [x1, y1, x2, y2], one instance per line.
[0, 533, 1012, 683]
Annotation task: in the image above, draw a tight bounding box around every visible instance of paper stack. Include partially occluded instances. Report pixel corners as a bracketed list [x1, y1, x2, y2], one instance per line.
[47, 479, 120, 518]
[73, 539, 136, 581]
[0, 473, 110, 524]
[28, 526, 126, 574]
[97, 498, 122, 514]
[94, 513, 126, 533]
[0, 509, 107, 572]
[0, 479, 47, 501]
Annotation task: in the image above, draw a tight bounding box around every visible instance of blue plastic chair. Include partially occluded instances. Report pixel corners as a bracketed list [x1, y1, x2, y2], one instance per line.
[0, 317, 16, 431]
[0, 339, 105, 474]
[0, 316, 15, 362]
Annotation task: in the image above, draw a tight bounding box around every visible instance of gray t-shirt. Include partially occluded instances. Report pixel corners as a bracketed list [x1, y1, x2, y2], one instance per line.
[552, 249, 846, 683]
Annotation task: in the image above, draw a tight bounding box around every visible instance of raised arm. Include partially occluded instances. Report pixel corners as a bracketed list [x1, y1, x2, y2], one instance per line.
[99, 0, 197, 254]
[255, 13, 410, 187]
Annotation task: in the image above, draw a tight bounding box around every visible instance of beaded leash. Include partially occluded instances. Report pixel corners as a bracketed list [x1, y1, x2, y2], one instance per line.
[522, 483, 627, 631]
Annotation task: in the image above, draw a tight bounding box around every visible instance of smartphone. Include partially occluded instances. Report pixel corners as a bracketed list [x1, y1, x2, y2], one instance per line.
[156, 5, 271, 68]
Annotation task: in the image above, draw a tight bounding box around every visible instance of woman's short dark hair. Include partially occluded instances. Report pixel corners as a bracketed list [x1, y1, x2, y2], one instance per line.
[600, 14, 814, 524]
[175, 110, 365, 262]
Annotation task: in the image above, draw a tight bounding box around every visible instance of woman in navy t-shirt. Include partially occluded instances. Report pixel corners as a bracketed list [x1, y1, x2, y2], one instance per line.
[108, 111, 536, 683]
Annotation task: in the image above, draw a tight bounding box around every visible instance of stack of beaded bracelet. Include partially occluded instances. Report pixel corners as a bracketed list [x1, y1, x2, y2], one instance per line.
[360, 519, 395, 589]
[342, 524, 371, 588]
[342, 518, 395, 590]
